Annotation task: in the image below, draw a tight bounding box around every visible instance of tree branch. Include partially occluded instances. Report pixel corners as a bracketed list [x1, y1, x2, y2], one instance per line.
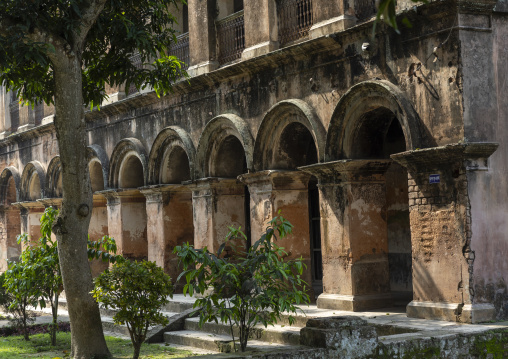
[0, 14, 70, 62]
[73, 0, 108, 47]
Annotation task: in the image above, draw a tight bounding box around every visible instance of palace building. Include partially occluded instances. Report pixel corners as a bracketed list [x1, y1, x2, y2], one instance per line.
[0, 0, 507, 324]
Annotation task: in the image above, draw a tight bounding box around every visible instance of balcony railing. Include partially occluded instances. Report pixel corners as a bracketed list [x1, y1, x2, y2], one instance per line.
[128, 52, 143, 95]
[34, 102, 44, 124]
[277, 0, 313, 46]
[169, 33, 190, 71]
[355, 0, 377, 22]
[9, 101, 19, 127]
[216, 10, 245, 66]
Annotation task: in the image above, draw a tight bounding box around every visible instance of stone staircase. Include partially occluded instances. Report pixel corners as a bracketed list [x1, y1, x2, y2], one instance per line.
[58, 294, 307, 354]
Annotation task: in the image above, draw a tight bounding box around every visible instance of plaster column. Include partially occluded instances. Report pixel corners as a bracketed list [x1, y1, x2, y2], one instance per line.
[309, 0, 356, 39]
[88, 194, 109, 276]
[141, 185, 194, 287]
[0, 205, 21, 269]
[300, 160, 392, 311]
[102, 189, 148, 261]
[187, 0, 218, 76]
[239, 171, 314, 298]
[13, 202, 45, 247]
[392, 143, 499, 324]
[191, 178, 246, 253]
[241, 0, 278, 60]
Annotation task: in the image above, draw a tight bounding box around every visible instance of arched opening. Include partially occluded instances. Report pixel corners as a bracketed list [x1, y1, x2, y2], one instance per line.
[351, 108, 412, 307]
[272, 122, 318, 170]
[161, 147, 191, 184]
[119, 155, 144, 189]
[89, 160, 105, 192]
[28, 174, 41, 201]
[263, 120, 322, 298]
[54, 173, 63, 198]
[5, 176, 17, 206]
[211, 135, 250, 249]
[212, 135, 247, 177]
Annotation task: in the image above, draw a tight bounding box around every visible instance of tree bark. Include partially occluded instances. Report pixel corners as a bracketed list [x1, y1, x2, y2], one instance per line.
[52, 54, 111, 359]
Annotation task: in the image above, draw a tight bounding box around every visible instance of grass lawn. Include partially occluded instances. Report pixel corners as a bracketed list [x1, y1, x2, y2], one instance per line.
[0, 332, 195, 358]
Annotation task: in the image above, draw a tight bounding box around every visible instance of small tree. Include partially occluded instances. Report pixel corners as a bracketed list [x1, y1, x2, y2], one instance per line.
[91, 260, 173, 359]
[3, 259, 38, 340]
[174, 214, 310, 352]
[17, 208, 62, 346]
[17, 207, 123, 346]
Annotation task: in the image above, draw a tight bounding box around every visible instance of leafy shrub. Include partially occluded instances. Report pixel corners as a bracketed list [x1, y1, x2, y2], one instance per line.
[91, 260, 173, 359]
[3, 207, 122, 344]
[3, 259, 38, 341]
[175, 214, 310, 352]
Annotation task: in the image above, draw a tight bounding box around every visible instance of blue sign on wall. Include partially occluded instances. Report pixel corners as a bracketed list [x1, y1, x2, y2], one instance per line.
[429, 174, 440, 184]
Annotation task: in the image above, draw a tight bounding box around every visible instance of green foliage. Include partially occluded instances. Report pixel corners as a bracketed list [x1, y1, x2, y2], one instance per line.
[87, 233, 125, 265]
[3, 258, 38, 341]
[374, 0, 426, 34]
[92, 260, 174, 359]
[2, 207, 123, 344]
[0, 331, 192, 359]
[174, 214, 310, 352]
[0, 0, 187, 108]
[17, 207, 62, 346]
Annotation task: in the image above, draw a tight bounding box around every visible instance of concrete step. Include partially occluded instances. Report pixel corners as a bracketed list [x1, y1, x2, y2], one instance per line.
[100, 311, 178, 337]
[184, 317, 301, 346]
[163, 329, 302, 353]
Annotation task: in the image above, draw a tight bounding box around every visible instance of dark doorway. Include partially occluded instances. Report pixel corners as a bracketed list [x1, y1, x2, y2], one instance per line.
[353, 109, 412, 307]
[308, 177, 323, 296]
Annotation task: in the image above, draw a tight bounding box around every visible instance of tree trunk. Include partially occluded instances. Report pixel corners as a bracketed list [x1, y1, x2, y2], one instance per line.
[133, 342, 141, 359]
[22, 300, 29, 341]
[52, 55, 111, 359]
[50, 292, 59, 346]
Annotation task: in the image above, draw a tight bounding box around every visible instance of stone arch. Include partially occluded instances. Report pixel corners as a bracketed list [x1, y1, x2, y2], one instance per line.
[326, 80, 424, 161]
[147, 126, 196, 184]
[253, 99, 326, 171]
[46, 156, 63, 198]
[87, 144, 109, 192]
[20, 161, 45, 201]
[195, 114, 254, 178]
[109, 138, 148, 189]
[0, 167, 21, 205]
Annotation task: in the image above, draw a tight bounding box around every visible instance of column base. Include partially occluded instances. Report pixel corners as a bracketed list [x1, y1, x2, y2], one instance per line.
[407, 301, 460, 322]
[461, 304, 496, 323]
[188, 61, 219, 76]
[103, 92, 126, 106]
[241, 41, 279, 60]
[17, 124, 34, 133]
[317, 293, 392, 312]
[406, 301, 495, 323]
[309, 15, 357, 39]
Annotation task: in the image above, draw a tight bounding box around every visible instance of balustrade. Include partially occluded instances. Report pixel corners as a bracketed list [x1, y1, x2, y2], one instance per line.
[169, 33, 190, 70]
[216, 11, 245, 65]
[277, 0, 313, 46]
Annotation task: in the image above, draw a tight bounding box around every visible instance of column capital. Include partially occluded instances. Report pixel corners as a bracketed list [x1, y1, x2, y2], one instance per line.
[238, 170, 311, 191]
[98, 189, 145, 206]
[299, 159, 392, 184]
[12, 201, 45, 212]
[189, 177, 244, 197]
[37, 198, 62, 209]
[391, 142, 499, 173]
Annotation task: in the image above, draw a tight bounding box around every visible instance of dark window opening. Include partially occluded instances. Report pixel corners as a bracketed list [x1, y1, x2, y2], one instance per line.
[234, 0, 244, 12]
[308, 177, 323, 296]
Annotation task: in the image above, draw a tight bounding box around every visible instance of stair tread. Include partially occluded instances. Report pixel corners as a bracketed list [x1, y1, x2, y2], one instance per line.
[185, 317, 302, 332]
[164, 330, 300, 348]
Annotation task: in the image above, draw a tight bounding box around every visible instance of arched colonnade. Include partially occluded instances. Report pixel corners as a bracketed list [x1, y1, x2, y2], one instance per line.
[0, 80, 429, 311]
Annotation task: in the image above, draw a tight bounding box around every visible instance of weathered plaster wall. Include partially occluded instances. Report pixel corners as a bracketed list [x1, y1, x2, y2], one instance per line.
[464, 13, 508, 319]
